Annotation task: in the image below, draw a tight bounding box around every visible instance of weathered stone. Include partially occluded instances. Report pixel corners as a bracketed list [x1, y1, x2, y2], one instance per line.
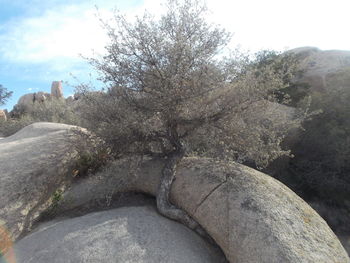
[0, 122, 91, 254]
[17, 93, 35, 111]
[290, 47, 350, 92]
[0, 109, 6, 121]
[57, 157, 350, 263]
[51, 81, 63, 98]
[34, 92, 49, 102]
[1, 123, 348, 262]
[14, 92, 50, 115]
[10, 206, 226, 263]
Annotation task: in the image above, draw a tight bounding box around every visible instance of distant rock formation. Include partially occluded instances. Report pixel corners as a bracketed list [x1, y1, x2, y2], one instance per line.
[17, 93, 35, 108]
[10, 81, 64, 117]
[51, 81, 63, 98]
[34, 91, 50, 103]
[0, 109, 6, 121]
[289, 47, 350, 92]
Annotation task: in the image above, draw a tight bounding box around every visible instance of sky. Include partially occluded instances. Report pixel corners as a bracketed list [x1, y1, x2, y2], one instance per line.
[1, 0, 350, 110]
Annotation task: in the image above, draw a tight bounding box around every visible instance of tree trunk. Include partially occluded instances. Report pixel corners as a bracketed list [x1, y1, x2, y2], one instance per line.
[156, 148, 213, 242]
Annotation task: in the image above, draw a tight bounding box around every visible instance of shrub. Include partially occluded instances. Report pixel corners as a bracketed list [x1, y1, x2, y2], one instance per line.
[0, 98, 80, 137]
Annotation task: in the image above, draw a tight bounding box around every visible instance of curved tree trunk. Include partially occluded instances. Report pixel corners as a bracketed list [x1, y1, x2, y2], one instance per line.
[156, 148, 213, 242]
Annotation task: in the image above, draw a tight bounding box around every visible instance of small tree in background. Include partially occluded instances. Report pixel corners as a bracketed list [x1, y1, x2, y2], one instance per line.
[78, 0, 306, 237]
[0, 85, 12, 106]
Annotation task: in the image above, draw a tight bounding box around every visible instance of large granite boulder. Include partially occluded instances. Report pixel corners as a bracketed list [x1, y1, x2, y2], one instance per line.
[9, 206, 225, 263]
[290, 47, 350, 93]
[0, 122, 91, 254]
[1, 123, 348, 262]
[57, 157, 350, 263]
[16, 93, 35, 112]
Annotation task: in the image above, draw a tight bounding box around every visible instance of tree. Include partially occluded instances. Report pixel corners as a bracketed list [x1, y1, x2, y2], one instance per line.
[78, 0, 305, 238]
[0, 85, 12, 106]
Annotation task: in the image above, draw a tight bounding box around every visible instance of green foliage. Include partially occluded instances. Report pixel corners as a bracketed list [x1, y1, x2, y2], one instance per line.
[289, 87, 350, 204]
[278, 82, 311, 107]
[39, 189, 64, 219]
[51, 189, 63, 208]
[268, 85, 350, 209]
[251, 50, 310, 106]
[74, 150, 111, 177]
[71, 128, 112, 177]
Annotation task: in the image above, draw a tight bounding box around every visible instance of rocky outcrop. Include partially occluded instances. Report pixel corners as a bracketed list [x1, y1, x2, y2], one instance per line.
[16, 93, 35, 112]
[34, 91, 50, 103]
[10, 82, 63, 116]
[1, 123, 349, 262]
[10, 206, 225, 263]
[0, 109, 6, 121]
[290, 47, 350, 92]
[57, 157, 350, 263]
[16, 92, 51, 112]
[51, 81, 63, 98]
[0, 122, 93, 254]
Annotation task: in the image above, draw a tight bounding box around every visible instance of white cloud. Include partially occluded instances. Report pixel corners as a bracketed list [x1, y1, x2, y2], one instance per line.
[27, 87, 39, 91]
[0, 0, 170, 65]
[0, 0, 168, 76]
[0, 4, 110, 63]
[206, 0, 350, 52]
[0, 0, 349, 68]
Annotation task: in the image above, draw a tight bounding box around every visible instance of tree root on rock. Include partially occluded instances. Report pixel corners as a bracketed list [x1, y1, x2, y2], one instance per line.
[156, 150, 215, 245]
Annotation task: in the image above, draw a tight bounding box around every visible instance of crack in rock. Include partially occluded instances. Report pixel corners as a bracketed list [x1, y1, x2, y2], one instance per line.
[194, 175, 228, 214]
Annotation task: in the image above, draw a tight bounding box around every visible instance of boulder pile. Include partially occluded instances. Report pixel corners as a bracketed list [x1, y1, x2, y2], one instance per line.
[9, 81, 65, 117]
[1, 123, 348, 262]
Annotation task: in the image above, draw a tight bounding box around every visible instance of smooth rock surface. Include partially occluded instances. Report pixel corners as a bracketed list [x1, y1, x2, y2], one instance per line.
[290, 47, 350, 92]
[57, 158, 350, 263]
[1, 123, 348, 262]
[10, 206, 225, 263]
[0, 122, 86, 252]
